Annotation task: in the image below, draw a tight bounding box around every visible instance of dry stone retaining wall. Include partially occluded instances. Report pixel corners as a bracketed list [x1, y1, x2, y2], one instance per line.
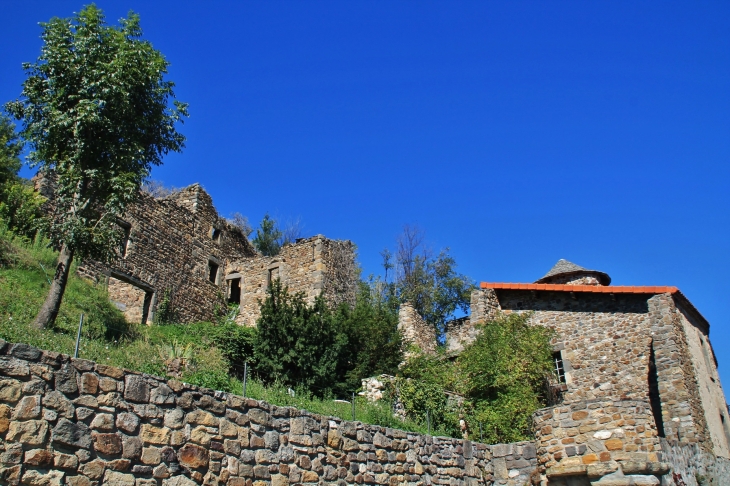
[0, 341, 538, 486]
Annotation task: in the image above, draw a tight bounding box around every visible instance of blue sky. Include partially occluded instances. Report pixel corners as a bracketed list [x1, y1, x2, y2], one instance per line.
[2, 2, 730, 386]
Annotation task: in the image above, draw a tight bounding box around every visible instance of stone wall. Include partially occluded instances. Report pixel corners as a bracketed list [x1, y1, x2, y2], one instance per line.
[77, 185, 257, 324]
[658, 439, 730, 486]
[225, 236, 357, 327]
[533, 399, 667, 481]
[397, 304, 436, 356]
[446, 288, 730, 483]
[0, 340, 543, 486]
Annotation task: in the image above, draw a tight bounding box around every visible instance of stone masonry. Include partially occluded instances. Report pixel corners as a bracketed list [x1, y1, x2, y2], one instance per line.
[76, 184, 257, 324]
[31, 175, 361, 326]
[0, 340, 541, 486]
[226, 236, 357, 327]
[437, 260, 730, 485]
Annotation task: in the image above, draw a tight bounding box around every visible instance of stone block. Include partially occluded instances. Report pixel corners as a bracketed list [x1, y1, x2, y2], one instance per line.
[124, 375, 150, 403]
[7, 419, 49, 446]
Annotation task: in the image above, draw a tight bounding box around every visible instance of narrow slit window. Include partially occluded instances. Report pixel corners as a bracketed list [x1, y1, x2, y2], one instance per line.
[553, 351, 566, 384]
[208, 260, 219, 284]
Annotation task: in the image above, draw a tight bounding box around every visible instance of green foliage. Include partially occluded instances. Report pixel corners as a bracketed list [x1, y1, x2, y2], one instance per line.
[455, 312, 555, 443]
[0, 115, 22, 188]
[399, 249, 474, 336]
[207, 321, 257, 375]
[332, 282, 403, 395]
[153, 289, 177, 325]
[252, 213, 282, 256]
[0, 114, 44, 238]
[5, 4, 188, 262]
[396, 312, 555, 442]
[254, 280, 347, 395]
[383, 226, 474, 337]
[254, 280, 403, 397]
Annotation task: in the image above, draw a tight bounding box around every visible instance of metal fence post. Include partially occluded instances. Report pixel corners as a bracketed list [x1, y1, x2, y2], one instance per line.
[74, 314, 84, 358]
[242, 362, 248, 398]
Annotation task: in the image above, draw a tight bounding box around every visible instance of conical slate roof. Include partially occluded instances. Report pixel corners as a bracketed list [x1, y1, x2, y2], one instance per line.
[535, 259, 611, 285]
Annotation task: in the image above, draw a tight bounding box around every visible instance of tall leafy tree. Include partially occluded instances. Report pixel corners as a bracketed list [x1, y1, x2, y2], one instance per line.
[455, 313, 555, 443]
[254, 280, 347, 395]
[5, 5, 188, 329]
[385, 225, 474, 337]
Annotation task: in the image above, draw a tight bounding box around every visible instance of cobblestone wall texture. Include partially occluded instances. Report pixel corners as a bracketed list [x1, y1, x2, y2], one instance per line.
[226, 236, 357, 327]
[0, 341, 541, 486]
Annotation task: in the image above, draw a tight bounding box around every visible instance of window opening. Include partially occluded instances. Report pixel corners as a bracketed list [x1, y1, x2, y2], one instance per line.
[268, 267, 279, 285]
[553, 351, 566, 384]
[648, 344, 665, 437]
[229, 278, 241, 304]
[208, 260, 219, 284]
[118, 221, 131, 257]
[211, 227, 221, 242]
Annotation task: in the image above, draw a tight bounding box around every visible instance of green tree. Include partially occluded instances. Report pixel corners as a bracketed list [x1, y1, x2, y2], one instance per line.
[455, 312, 555, 443]
[0, 114, 45, 238]
[333, 281, 403, 395]
[5, 5, 188, 329]
[254, 280, 347, 395]
[254, 279, 403, 397]
[252, 213, 282, 256]
[386, 225, 474, 337]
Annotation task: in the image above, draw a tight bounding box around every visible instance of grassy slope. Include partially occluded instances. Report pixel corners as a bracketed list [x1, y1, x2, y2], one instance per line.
[0, 230, 449, 437]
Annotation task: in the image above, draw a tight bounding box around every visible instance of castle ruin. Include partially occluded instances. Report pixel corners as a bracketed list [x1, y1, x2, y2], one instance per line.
[71, 183, 357, 327]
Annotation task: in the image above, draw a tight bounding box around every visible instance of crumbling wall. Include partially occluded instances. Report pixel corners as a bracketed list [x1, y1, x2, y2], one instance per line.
[397, 304, 436, 355]
[76, 184, 256, 324]
[0, 340, 542, 486]
[226, 235, 357, 327]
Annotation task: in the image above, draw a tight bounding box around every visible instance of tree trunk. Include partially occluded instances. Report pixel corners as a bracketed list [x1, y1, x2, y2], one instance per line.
[33, 244, 74, 330]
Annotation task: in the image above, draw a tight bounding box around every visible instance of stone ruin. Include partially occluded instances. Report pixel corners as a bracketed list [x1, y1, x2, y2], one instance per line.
[54, 181, 360, 327]
[27, 175, 730, 484]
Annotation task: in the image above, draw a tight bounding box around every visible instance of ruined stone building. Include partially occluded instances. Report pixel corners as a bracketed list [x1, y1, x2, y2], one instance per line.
[437, 259, 730, 484]
[71, 183, 357, 326]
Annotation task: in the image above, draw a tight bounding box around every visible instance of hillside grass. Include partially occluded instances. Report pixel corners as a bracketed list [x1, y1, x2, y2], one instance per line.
[0, 228, 452, 437]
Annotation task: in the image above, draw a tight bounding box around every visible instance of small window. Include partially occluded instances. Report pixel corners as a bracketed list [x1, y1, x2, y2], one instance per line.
[118, 221, 131, 257]
[553, 351, 566, 384]
[208, 260, 219, 284]
[211, 227, 221, 242]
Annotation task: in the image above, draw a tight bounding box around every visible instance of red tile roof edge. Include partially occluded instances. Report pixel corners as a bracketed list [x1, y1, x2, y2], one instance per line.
[479, 282, 710, 332]
[479, 282, 679, 294]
